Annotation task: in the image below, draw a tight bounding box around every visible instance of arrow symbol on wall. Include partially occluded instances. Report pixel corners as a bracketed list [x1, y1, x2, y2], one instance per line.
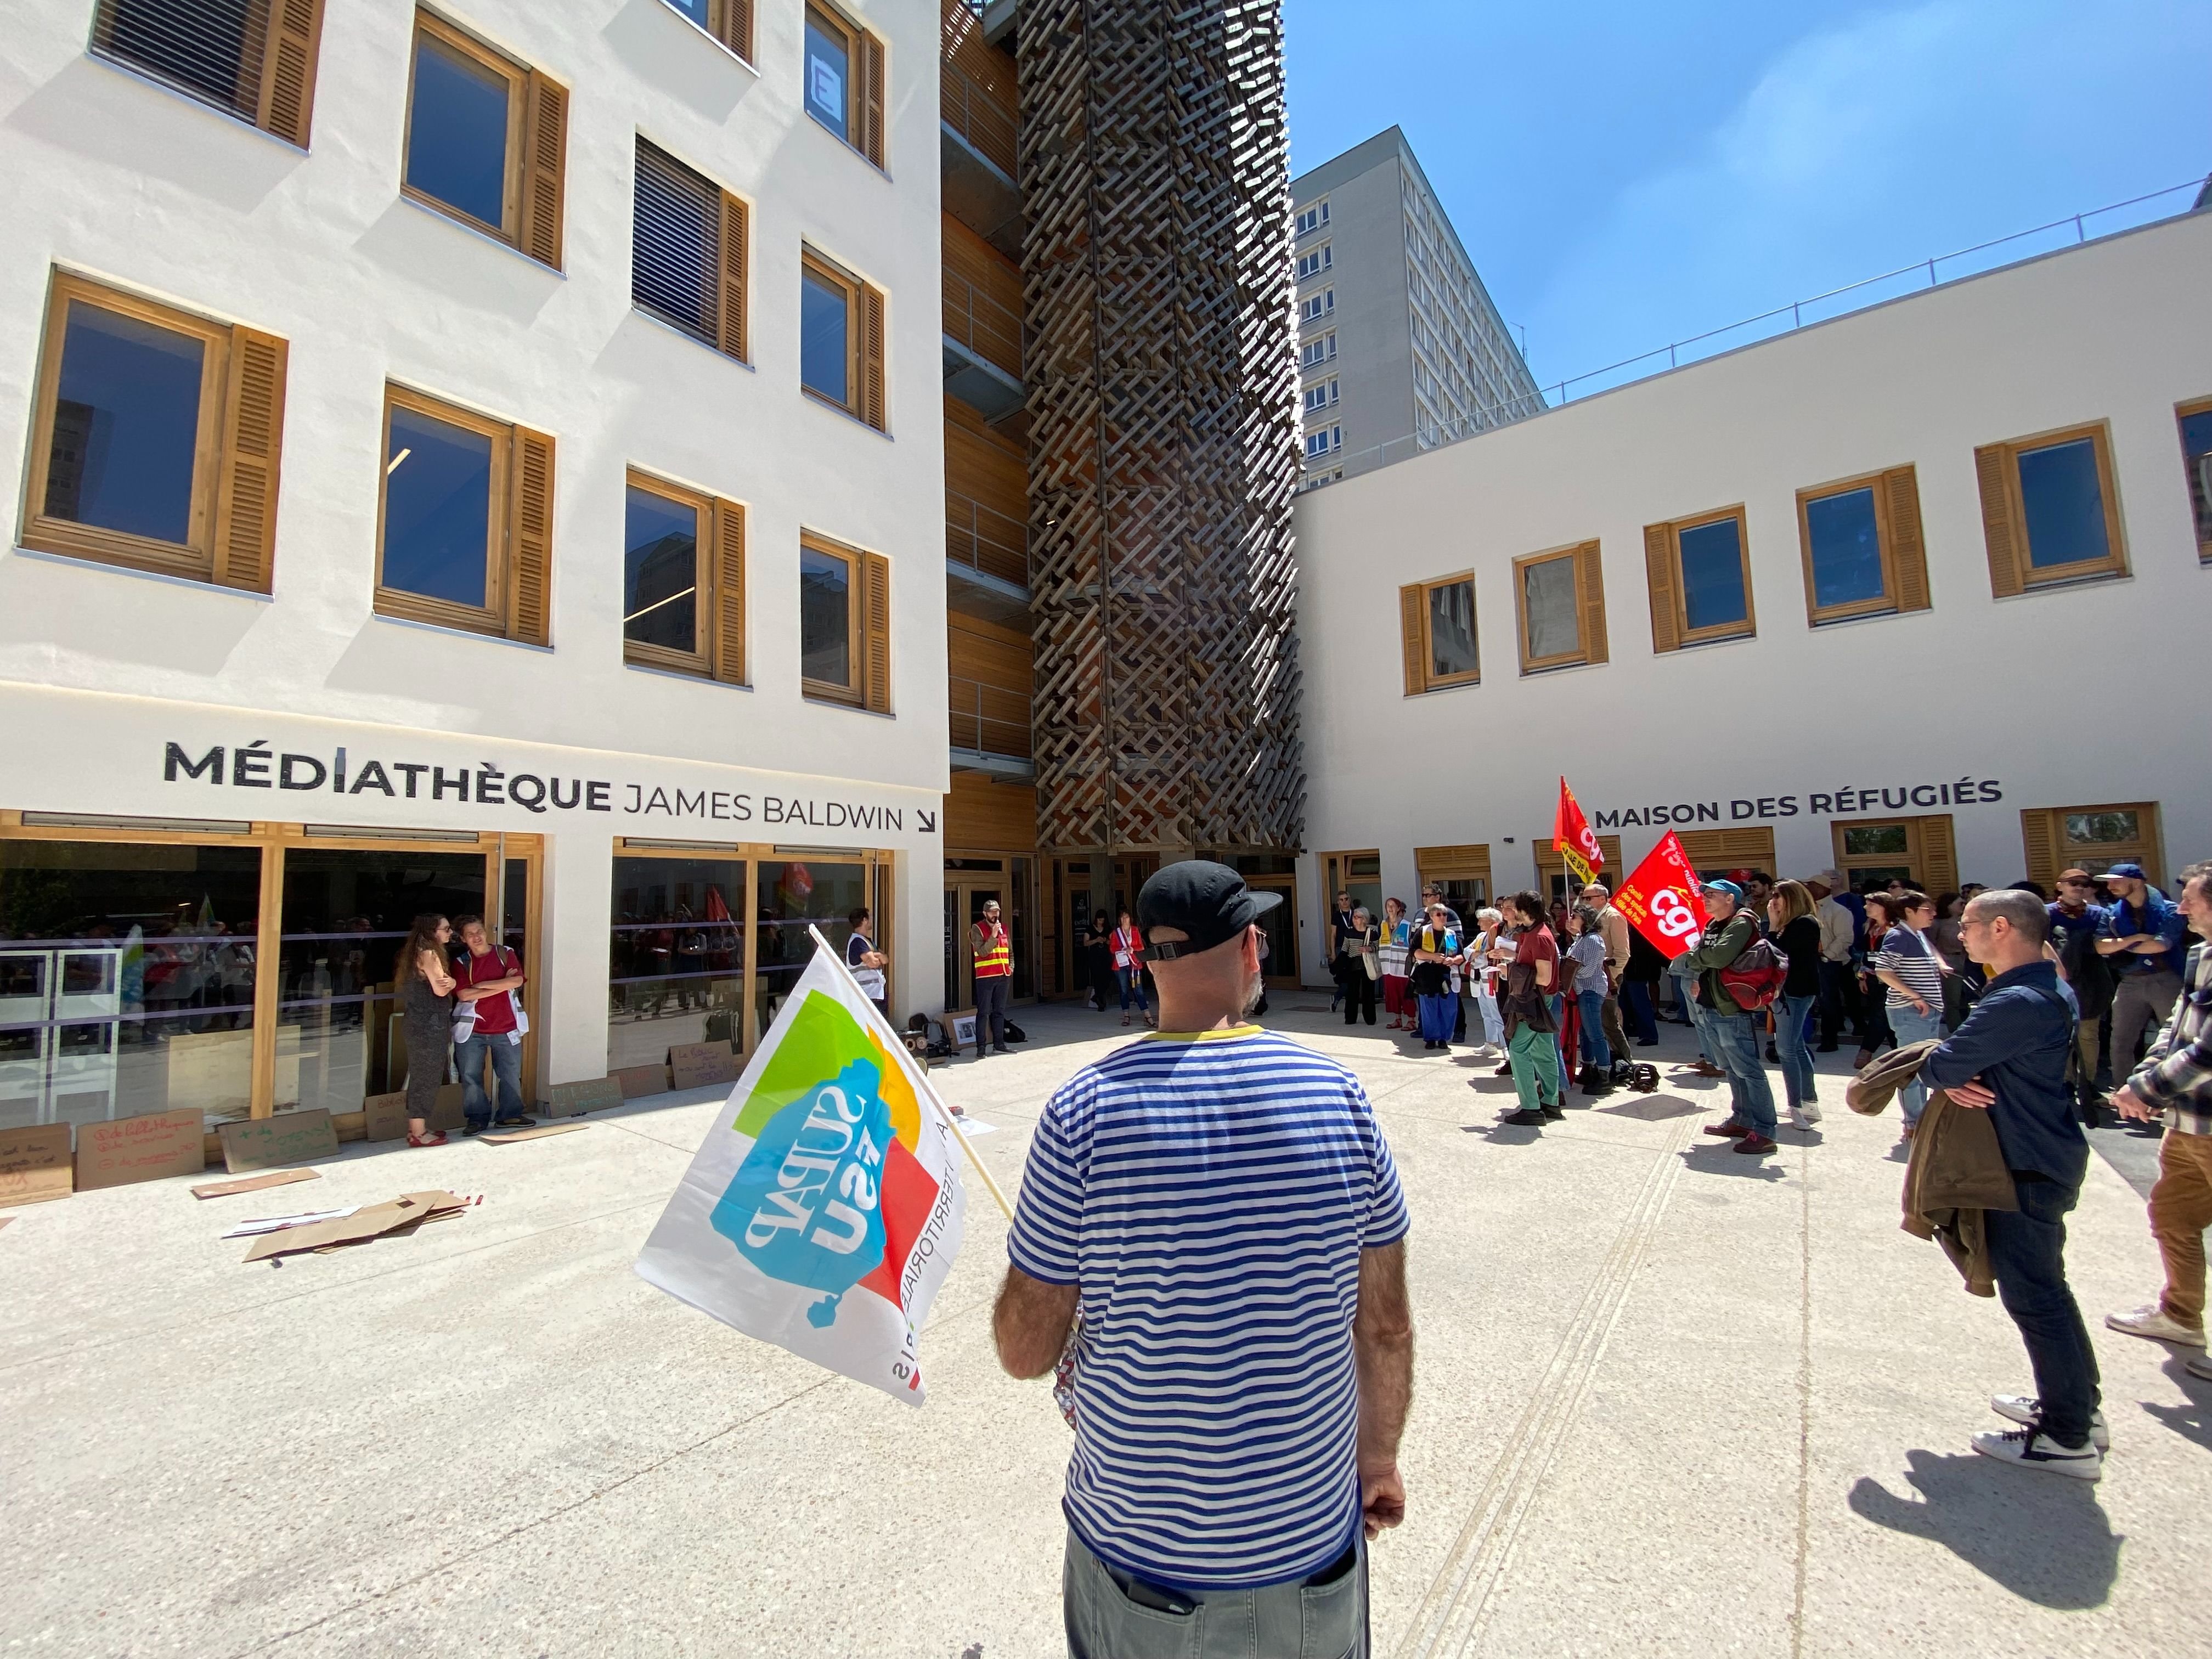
[918, 811, 938, 834]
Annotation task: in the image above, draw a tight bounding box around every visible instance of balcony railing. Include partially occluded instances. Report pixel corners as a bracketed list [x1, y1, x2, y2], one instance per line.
[942, 59, 1017, 180]
[943, 265, 1023, 380]
[946, 489, 1029, 589]
[949, 674, 1031, 759]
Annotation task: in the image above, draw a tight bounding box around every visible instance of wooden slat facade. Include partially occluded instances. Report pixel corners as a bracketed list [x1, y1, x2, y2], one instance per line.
[942, 212, 1022, 379]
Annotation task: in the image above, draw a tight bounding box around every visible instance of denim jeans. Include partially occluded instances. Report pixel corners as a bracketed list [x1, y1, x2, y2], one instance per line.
[1703, 1009, 1776, 1138]
[1116, 966, 1148, 1013]
[455, 1031, 523, 1128]
[1621, 980, 1658, 1043]
[1575, 988, 1610, 1069]
[1472, 986, 1505, 1047]
[1985, 1175, 2101, 1448]
[1774, 992, 1818, 1108]
[1063, 1527, 1367, 1659]
[1888, 1002, 1945, 1122]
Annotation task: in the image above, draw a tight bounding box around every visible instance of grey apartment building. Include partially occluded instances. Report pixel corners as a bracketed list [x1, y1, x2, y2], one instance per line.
[1292, 127, 1542, 486]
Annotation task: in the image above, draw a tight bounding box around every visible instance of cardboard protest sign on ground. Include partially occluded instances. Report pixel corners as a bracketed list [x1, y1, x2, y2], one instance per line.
[636, 940, 967, 1406]
[1614, 832, 1711, 960]
[546, 1077, 623, 1118]
[1, 1125, 75, 1207]
[362, 1093, 409, 1142]
[615, 1064, 672, 1098]
[75, 1108, 206, 1192]
[669, 1042, 741, 1091]
[218, 1109, 338, 1174]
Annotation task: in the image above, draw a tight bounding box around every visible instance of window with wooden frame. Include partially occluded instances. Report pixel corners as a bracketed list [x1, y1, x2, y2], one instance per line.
[402, 10, 567, 271]
[1831, 814, 1956, 894]
[376, 385, 553, 645]
[1414, 845, 1491, 918]
[1670, 827, 1775, 879]
[633, 137, 749, 362]
[2020, 803, 2166, 895]
[1398, 573, 1479, 695]
[1644, 506, 1754, 651]
[21, 270, 286, 592]
[1795, 466, 1929, 625]
[799, 250, 887, 431]
[659, 0, 753, 63]
[1513, 540, 1607, 673]
[2176, 397, 2212, 562]
[1534, 834, 1623, 900]
[90, 0, 326, 147]
[803, 2, 885, 167]
[799, 534, 890, 712]
[1974, 420, 2128, 595]
[623, 470, 745, 684]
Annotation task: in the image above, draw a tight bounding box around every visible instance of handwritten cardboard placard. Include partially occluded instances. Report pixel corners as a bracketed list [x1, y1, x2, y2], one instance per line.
[614, 1064, 672, 1099]
[546, 1076, 623, 1119]
[75, 1108, 206, 1192]
[669, 1041, 741, 1091]
[362, 1093, 409, 1142]
[217, 1109, 338, 1175]
[0, 1124, 75, 1207]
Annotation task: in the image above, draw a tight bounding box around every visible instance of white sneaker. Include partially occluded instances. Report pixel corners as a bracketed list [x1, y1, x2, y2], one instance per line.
[1970, 1425, 2102, 1480]
[1470, 1043, 1499, 1059]
[2188, 1351, 2212, 1382]
[2105, 1303, 2209, 1347]
[1789, 1108, 1815, 1131]
[1796, 1100, 1822, 1124]
[1990, 1394, 2109, 1451]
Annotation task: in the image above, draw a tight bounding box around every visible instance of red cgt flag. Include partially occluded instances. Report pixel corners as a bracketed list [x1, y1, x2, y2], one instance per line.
[1553, 777, 1605, 886]
[1613, 832, 1710, 960]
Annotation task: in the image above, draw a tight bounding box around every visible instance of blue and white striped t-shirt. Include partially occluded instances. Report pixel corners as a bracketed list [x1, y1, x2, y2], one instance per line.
[1008, 1026, 1409, 1592]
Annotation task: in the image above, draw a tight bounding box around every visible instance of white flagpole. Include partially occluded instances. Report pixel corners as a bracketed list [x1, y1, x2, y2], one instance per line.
[806, 925, 1016, 1222]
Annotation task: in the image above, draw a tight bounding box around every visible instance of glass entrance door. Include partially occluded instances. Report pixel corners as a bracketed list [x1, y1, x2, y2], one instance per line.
[946, 881, 1006, 1011]
[1247, 874, 1299, 986]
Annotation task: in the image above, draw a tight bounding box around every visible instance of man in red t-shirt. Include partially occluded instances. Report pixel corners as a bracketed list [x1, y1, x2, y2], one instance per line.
[453, 915, 533, 1133]
[1493, 890, 1564, 1127]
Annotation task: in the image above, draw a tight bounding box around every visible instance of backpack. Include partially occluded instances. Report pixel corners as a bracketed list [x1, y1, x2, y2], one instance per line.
[1717, 936, 1788, 1012]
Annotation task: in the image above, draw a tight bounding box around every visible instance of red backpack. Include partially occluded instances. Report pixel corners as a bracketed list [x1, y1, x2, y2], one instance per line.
[1717, 935, 1788, 1011]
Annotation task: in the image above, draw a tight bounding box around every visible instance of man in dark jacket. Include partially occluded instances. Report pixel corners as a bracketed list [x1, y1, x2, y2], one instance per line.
[1681, 879, 1778, 1155]
[1922, 888, 2100, 1479]
[2046, 870, 2113, 1122]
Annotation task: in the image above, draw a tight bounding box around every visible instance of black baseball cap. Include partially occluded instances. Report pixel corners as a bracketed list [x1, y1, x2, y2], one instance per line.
[1136, 861, 1282, 961]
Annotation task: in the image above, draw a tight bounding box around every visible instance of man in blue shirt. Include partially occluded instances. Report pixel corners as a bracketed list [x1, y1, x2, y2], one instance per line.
[1922, 889, 2100, 1479]
[2096, 861, 2188, 1083]
[2045, 869, 2114, 1120]
[994, 861, 1414, 1657]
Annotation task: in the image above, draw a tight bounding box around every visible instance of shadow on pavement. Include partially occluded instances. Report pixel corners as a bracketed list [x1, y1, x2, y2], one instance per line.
[2142, 1357, 2212, 1452]
[1597, 1096, 1702, 1121]
[1847, 1451, 2120, 1609]
[1677, 1143, 1787, 1181]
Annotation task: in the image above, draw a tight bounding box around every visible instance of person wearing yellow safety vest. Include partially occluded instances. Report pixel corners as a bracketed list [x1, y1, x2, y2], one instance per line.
[970, 898, 1014, 1059]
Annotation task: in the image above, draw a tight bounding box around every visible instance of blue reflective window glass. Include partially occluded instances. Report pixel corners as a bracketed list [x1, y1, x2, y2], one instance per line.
[405, 35, 511, 230]
[2182, 409, 2212, 544]
[383, 407, 493, 609]
[624, 487, 701, 654]
[800, 549, 851, 686]
[1804, 487, 1887, 611]
[801, 270, 850, 405]
[804, 9, 849, 136]
[1678, 517, 1748, 633]
[663, 0, 712, 24]
[2016, 438, 2109, 570]
[46, 302, 205, 544]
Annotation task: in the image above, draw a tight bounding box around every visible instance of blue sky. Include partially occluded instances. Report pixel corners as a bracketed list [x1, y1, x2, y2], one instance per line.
[1285, 0, 2211, 399]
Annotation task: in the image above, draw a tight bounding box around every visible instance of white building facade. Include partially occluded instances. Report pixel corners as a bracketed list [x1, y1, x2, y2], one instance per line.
[1293, 206, 2212, 972]
[0, 1, 947, 1136]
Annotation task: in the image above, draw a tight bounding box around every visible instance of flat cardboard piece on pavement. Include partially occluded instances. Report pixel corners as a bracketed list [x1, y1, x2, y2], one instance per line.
[1, 1124, 75, 1207]
[242, 1188, 465, 1262]
[482, 1122, 589, 1144]
[545, 1076, 623, 1118]
[362, 1093, 408, 1142]
[614, 1064, 670, 1099]
[669, 1041, 741, 1090]
[193, 1167, 323, 1200]
[217, 1109, 338, 1175]
[75, 1108, 206, 1192]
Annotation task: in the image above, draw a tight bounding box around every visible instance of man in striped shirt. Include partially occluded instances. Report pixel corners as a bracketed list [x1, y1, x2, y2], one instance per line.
[994, 860, 1414, 1659]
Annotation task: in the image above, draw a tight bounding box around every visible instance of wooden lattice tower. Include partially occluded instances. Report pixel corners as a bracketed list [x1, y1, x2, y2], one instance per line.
[1019, 0, 1305, 857]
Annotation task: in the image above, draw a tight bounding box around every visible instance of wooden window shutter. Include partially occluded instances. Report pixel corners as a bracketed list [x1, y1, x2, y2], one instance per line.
[710, 499, 746, 685]
[2019, 810, 2062, 892]
[1576, 541, 1608, 664]
[1918, 814, 1957, 894]
[255, 0, 324, 147]
[717, 191, 749, 361]
[1882, 465, 1930, 613]
[518, 71, 569, 271]
[1643, 523, 1681, 653]
[860, 283, 886, 431]
[211, 328, 288, 594]
[860, 551, 892, 713]
[1974, 443, 2024, 599]
[861, 30, 886, 168]
[718, 0, 754, 62]
[507, 427, 555, 645]
[1398, 584, 1426, 695]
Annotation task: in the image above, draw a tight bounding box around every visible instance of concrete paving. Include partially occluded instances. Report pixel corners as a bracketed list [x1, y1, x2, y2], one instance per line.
[1, 1001, 2206, 1658]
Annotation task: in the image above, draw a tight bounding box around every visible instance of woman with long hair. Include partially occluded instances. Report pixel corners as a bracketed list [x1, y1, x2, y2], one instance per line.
[1109, 909, 1152, 1028]
[1854, 891, 1899, 1071]
[1768, 879, 1824, 1130]
[1872, 889, 1946, 1135]
[396, 913, 456, 1147]
[1379, 897, 1412, 1030]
